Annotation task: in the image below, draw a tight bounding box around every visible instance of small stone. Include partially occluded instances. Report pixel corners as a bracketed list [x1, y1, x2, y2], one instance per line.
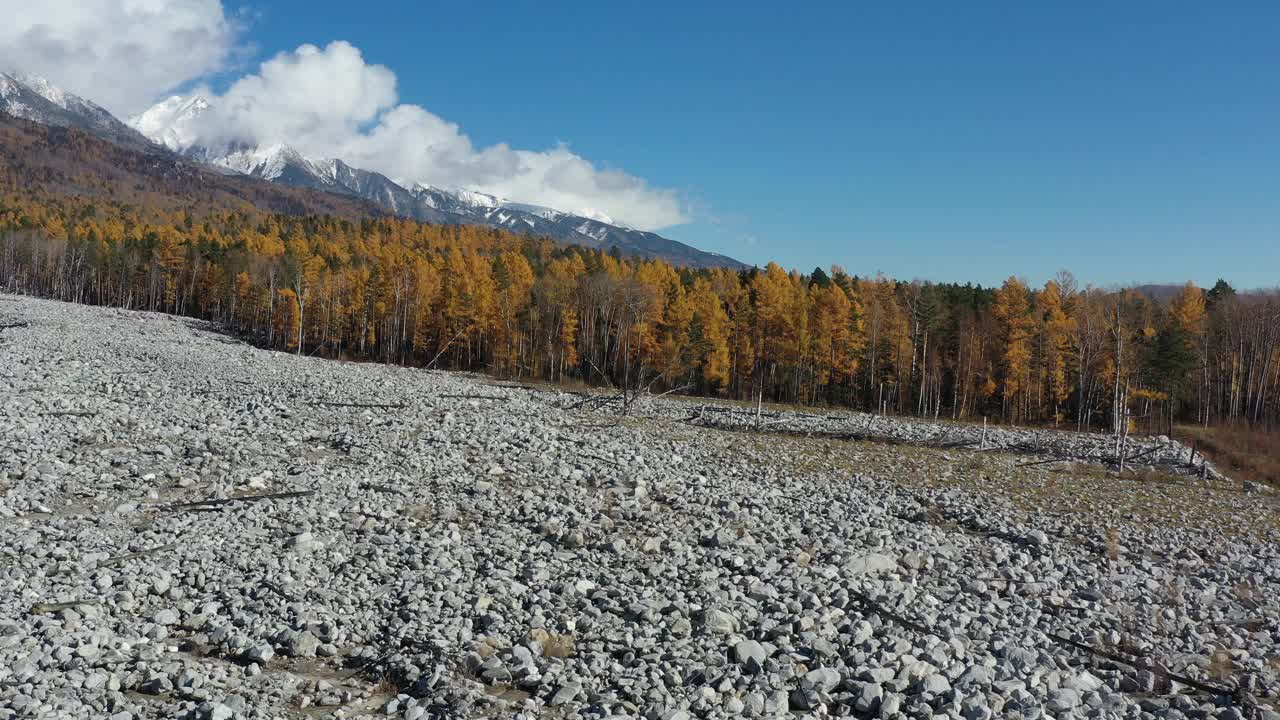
[549, 682, 581, 705]
[283, 631, 320, 658]
[699, 608, 738, 635]
[844, 553, 897, 576]
[919, 673, 951, 696]
[153, 608, 180, 626]
[732, 639, 768, 673]
[244, 644, 274, 663]
[805, 667, 841, 693]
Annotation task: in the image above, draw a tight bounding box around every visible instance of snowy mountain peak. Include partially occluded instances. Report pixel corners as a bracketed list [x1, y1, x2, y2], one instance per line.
[215, 143, 315, 181]
[5, 71, 71, 109]
[128, 94, 211, 152]
[1, 70, 151, 149]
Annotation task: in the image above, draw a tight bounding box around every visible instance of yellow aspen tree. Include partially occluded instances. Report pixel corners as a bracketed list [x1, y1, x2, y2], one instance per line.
[993, 276, 1034, 422]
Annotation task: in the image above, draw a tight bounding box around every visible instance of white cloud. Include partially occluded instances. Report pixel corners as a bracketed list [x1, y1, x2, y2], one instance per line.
[0, 0, 239, 115]
[192, 42, 688, 230]
[1, 1, 688, 230]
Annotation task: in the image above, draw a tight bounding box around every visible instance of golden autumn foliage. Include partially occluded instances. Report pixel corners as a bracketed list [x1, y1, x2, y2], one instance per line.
[1, 170, 1278, 429]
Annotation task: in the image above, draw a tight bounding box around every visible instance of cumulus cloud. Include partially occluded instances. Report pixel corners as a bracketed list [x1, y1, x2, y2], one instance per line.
[0, 1, 688, 230]
[0, 0, 239, 115]
[192, 42, 688, 230]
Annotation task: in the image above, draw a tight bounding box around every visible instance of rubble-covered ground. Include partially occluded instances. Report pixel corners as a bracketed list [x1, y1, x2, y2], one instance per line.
[2, 293, 1279, 720]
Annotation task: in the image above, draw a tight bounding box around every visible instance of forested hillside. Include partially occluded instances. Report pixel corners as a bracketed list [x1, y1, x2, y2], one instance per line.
[2, 114, 1277, 431]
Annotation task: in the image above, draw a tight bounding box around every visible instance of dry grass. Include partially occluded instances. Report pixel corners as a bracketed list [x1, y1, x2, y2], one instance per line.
[1178, 423, 1280, 489]
[1233, 581, 1259, 607]
[1208, 647, 1234, 682]
[405, 504, 434, 525]
[475, 636, 501, 659]
[1105, 528, 1121, 561]
[675, 414, 1280, 538]
[528, 628, 575, 659]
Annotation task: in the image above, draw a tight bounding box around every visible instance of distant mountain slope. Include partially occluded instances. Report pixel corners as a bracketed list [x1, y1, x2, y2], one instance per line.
[0, 111, 390, 220]
[3, 71, 747, 269]
[129, 93, 747, 270]
[0, 71, 153, 151]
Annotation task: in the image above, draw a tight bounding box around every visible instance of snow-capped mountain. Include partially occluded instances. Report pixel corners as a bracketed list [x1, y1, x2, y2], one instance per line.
[127, 94, 210, 152]
[122, 93, 745, 267]
[4, 74, 745, 269]
[0, 71, 152, 150]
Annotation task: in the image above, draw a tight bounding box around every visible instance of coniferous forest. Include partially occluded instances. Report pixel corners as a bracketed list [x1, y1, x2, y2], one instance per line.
[2, 116, 1278, 433]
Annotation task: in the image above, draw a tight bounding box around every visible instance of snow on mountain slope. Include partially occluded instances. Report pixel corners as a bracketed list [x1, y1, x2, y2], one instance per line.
[127, 95, 211, 151]
[88, 88, 748, 269]
[1, 71, 152, 150]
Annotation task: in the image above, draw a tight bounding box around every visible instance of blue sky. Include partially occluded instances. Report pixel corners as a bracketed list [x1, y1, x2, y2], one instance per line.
[91, 2, 1280, 288]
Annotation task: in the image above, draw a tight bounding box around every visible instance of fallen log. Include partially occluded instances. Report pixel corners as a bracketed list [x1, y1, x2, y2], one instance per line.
[848, 591, 933, 635]
[29, 600, 98, 615]
[848, 590, 1241, 701]
[165, 489, 315, 511]
[1120, 444, 1164, 465]
[1048, 633, 1236, 698]
[100, 543, 177, 568]
[579, 451, 622, 467]
[309, 401, 407, 410]
[260, 579, 295, 602]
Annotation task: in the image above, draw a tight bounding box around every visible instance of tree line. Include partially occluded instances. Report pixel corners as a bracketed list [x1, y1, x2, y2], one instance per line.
[1, 194, 1277, 432]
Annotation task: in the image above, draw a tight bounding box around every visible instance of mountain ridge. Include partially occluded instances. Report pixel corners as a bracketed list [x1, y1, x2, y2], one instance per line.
[1, 72, 746, 269]
[126, 90, 746, 269]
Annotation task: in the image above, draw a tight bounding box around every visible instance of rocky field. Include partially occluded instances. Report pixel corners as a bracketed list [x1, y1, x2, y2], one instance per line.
[2, 293, 1279, 720]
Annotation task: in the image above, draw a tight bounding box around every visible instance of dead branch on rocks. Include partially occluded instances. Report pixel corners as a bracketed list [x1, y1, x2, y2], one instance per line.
[579, 451, 622, 467]
[309, 401, 407, 410]
[0, 322, 29, 330]
[440, 393, 506, 401]
[260, 579, 296, 602]
[165, 490, 315, 511]
[29, 600, 98, 615]
[100, 543, 177, 568]
[849, 589, 1243, 702]
[40, 410, 98, 417]
[1047, 633, 1239, 698]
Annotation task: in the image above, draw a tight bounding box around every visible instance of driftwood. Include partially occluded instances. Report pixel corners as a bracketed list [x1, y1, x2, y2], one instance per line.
[165, 489, 315, 511]
[1048, 633, 1237, 698]
[579, 451, 622, 467]
[1119, 443, 1164, 466]
[309, 401, 407, 410]
[260, 579, 295, 602]
[29, 600, 98, 615]
[849, 590, 1241, 701]
[848, 591, 934, 635]
[341, 649, 397, 682]
[100, 543, 177, 568]
[571, 392, 623, 411]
